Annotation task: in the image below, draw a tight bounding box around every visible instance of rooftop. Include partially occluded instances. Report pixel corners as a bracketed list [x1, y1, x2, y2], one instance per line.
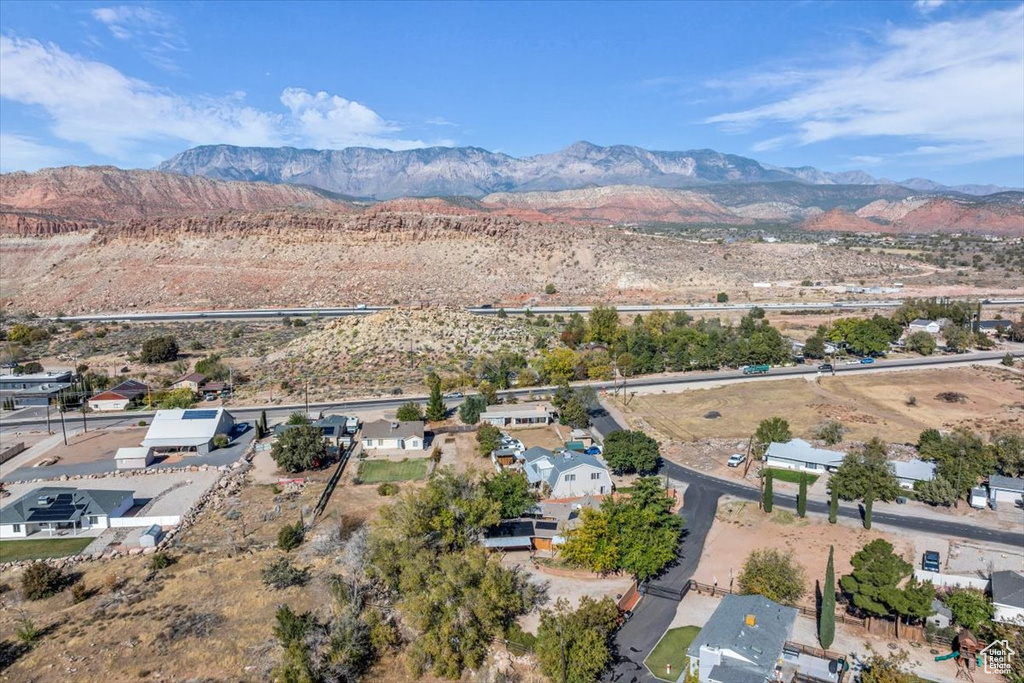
[891, 458, 936, 482]
[361, 419, 424, 441]
[991, 570, 1024, 609]
[989, 475, 1024, 493]
[765, 439, 845, 468]
[174, 372, 207, 384]
[0, 370, 73, 383]
[1, 486, 134, 525]
[480, 402, 554, 416]
[142, 408, 233, 446]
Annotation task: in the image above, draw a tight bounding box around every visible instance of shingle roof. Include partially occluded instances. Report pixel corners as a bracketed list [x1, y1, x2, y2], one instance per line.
[361, 419, 424, 440]
[891, 459, 936, 482]
[174, 372, 207, 384]
[991, 571, 1024, 609]
[909, 318, 936, 326]
[765, 439, 845, 468]
[989, 475, 1024, 493]
[1, 487, 133, 525]
[688, 594, 797, 682]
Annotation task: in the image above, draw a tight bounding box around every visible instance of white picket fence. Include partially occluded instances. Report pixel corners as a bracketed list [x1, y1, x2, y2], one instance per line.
[110, 515, 181, 529]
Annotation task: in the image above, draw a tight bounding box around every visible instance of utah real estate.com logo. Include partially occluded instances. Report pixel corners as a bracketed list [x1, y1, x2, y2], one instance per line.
[980, 639, 1015, 675]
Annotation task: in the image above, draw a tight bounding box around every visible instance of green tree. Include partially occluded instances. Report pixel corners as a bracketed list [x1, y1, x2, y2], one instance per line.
[157, 387, 194, 409]
[271, 424, 327, 473]
[797, 474, 808, 518]
[859, 651, 924, 683]
[277, 521, 305, 551]
[917, 428, 995, 500]
[820, 546, 836, 649]
[544, 283, 557, 295]
[559, 507, 621, 574]
[755, 417, 792, 452]
[905, 331, 937, 356]
[944, 589, 994, 630]
[140, 335, 179, 363]
[559, 395, 590, 429]
[21, 561, 67, 600]
[458, 395, 487, 425]
[738, 548, 806, 605]
[828, 486, 838, 524]
[543, 348, 580, 385]
[864, 490, 873, 529]
[991, 431, 1024, 477]
[803, 332, 827, 359]
[286, 411, 311, 425]
[395, 402, 423, 422]
[483, 470, 534, 519]
[601, 429, 660, 474]
[815, 420, 846, 446]
[840, 539, 912, 621]
[535, 596, 620, 683]
[716, 292, 729, 303]
[943, 326, 972, 353]
[914, 476, 959, 507]
[763, 470, 774, 512]
[194, 353, 230, 380]
[586, 305, 620, 345]
[830, 438, 901, 502]
[476, 423, 502, 456]
[425, 379, 446, 422]
[478, 379, 499, 405]
[259, 410, 268, 437]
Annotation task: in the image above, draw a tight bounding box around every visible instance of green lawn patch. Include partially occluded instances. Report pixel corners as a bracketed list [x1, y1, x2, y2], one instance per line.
[357, 458, 429, 483]
[764, 468, 819, 485]
[0, 537, 93, 563]
[646, 625, 700, 682]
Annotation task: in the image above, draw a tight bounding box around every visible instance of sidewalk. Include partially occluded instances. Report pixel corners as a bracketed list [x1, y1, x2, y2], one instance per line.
[0, 428, 84, 478]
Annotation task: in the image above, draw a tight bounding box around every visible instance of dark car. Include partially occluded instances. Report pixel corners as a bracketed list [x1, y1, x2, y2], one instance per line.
[922, 550, 940, 572]
[818, 363, 834, 372]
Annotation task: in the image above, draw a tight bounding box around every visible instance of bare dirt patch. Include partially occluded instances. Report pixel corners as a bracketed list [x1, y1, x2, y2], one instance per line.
[25, 427, 146, 468]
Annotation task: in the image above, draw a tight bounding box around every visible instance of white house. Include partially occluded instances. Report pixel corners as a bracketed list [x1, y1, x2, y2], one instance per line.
[517, 447, 612, 499]
[141, 408, 235, 456]
[0, 487, 134, 539]
[891, 459, 936, 490]
[480, 403, 555, 428]
[361, 420, 424, 451]
[991, 570, 1024, 625]
[88, 379, 148, 412]
[764, 439, 844, 473]
[687, 594, 797, 683]
[908, 319, 942, 334]
[988, 475, 1024, 507]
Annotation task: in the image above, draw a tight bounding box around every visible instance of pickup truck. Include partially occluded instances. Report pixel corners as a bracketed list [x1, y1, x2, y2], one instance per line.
[742, 364, 770, 375]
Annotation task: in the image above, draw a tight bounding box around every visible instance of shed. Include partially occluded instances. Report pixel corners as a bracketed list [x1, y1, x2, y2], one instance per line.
[115, 446, 155, 470]
[970, 487, 988, 509]
[139, 524, 164, 548]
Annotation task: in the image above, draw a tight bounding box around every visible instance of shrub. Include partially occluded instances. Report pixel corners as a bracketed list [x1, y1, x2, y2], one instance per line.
[377, 482, 400, 496]
[277, 521, 305, 552]
[935, 392, 967, 403]
[395, 401, 423, 422]
[212, 433, 229, 449]
[71, 581, 90, 604]
[138, 420, 148, 426]
[814, 420, 846, 446]
[16, 620, 40, 644]
[544, 283, 557, 295]
[140, 335, 179, 364]
[261, 558, 309, 589]
[906, 395, 917, 407]
[716, 292, 729, 303]
[21, 562, 67, 600]
[148, 552, 174, 571]
[1002, 353, 1016, 367]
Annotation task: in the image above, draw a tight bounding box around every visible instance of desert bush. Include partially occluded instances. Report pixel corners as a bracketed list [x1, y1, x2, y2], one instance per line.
[261, 558, 309, 589]
[71, 581, 90, 604]
[935, 392, 967, 403]
[906, 395, 917, 406]
[277, 521, 305, 552]
[21, 562, 67, 600]
[16, 620, 40, 644]
[148, 552, 174, 571]
[377, 482, 400, 496]
[212, 433, 229, 448]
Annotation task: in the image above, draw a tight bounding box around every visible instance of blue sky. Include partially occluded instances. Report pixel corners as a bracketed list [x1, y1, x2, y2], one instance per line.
[1, 0, 1022, 186]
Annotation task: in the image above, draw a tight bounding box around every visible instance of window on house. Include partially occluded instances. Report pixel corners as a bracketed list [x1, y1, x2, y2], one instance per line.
[11, 524, 21, 533]
[591, 472, 601, 480]
[806, 463, 818, 470]
[564, 474, 576, 482]
[378, 439, 384, 446]
[87, 516, 99, 525]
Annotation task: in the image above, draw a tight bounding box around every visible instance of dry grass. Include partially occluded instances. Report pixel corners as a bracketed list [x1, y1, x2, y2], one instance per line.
[628, 366, 1023, 445]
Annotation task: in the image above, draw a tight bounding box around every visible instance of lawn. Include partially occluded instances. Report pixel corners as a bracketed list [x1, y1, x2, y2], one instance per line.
[357, 458, 429, 483]
[0, 536, 93, 563]
[764, 468, 819, 485]
[646, 625, 700, 682]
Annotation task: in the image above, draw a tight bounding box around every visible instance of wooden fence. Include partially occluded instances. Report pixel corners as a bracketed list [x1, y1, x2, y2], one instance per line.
[309, 442, 356, 526]
[430, 424, 477, 436]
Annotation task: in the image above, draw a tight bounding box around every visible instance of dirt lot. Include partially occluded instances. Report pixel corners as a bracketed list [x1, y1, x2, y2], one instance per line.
[627, 365, 1023, 445]
[693, 499, 915, 610]
[24, 427, 146, 468]
[509, 425, 569, 451]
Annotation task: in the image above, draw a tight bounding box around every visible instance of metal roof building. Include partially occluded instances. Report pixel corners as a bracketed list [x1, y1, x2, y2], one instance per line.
[142, 408, 235, 456]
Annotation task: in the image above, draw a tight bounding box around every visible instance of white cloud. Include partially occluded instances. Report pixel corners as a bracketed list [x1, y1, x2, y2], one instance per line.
[705, 6, 1024, 164]
[91, 5, 186, 72]
[0, 36, 448, 165]
[850, 155, 884, 165]
[0, 134, 74, 172]
[914, 0, 946, 14]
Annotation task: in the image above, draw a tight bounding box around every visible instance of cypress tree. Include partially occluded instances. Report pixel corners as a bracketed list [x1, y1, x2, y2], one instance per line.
[819, 545, 836, 650]
[260, 410, 268, 438]
[828, 486, 838, 524]
[763, 471, 774, 513]
[797, 474, 808, 518]
[863, 489, 874, 529]
[425, 377, 446, 422]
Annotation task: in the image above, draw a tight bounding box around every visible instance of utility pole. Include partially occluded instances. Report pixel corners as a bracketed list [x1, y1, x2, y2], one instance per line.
[80, 392, 88, 433]
[45, 399, 52, 434]
[59, 408, 68, 446]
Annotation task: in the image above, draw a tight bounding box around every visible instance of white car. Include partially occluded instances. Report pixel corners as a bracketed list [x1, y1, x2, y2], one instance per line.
[844, 359, 861, 365]
[727, 453, 746, 467]
[444, 391, 464, 399]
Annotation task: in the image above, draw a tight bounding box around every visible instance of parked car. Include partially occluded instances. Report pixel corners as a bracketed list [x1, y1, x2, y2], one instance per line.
[922, 550, 941, 572]
[844, 359, 861, 365]
[860, 357, 875, 364]
[727, 453, 746, 468]
[818, 363, 834, 372]
[444, 391, 464, 399]
[584, 446, 602, 456]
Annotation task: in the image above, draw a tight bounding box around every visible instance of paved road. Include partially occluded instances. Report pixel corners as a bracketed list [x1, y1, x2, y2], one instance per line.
[3, 350, 1018, 436]
[49, 297, 1024, 322]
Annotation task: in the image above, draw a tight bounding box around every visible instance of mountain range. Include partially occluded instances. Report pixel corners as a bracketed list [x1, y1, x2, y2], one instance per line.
[158, 140, 1020, 200]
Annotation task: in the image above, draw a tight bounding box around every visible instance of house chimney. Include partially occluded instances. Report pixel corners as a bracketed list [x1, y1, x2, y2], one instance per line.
[745, 614, 757, 627]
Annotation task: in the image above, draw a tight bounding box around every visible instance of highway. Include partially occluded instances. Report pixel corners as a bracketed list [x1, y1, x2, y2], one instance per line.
[2, 350, 1019, 435]
[50, 297, 1024, 322]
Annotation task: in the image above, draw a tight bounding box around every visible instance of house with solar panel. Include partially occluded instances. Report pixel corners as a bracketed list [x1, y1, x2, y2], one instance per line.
[0, 487, 134, 539]
[142, 407, 236, 456]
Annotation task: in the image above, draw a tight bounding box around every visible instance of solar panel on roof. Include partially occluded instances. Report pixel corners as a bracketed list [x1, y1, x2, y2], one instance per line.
[182, 409, 218, 420]
[26, 494, 84, 522]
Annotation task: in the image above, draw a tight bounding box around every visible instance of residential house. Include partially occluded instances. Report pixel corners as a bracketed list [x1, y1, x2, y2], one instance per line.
[686, 593, 797, 683]
[764, 439, 844, 473]
[978, 320, 1011, 337]
[0, 370, 74, 408]
[361, 419, 424, 451]
[517, 446, 612, 498]
[991, 570, 1024, 625]
[890, 459, 936, 490]
[89, 379, 148, 411]
[988, 475, 1024, 507]
[0, 487, 134, 539]
[274, 414, 354, 449]
[142, 408, 236, 456]
[171, 372, 207, 392]
[908, 319, 942, 335]
[480, 403, 556, 428]
[482, 519, 560, 551]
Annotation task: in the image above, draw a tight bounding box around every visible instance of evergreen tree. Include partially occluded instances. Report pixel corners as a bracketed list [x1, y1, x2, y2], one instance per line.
[763, 471, 774, 512]
[820, 546, 836, 650]
[425, 377, 446, 422]
[863, 489, 874, 529]
[260, 410, 268, 438]
[828, 486, 838, 524]
[797, 474, 808, 518]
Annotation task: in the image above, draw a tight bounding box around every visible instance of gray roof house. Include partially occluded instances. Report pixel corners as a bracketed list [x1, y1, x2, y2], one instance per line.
[0, 370, 74, 408]
[517, 446, 613, 499]
[361, 419, 425, 450]
[0, 486, 134, 538]
[908, 319, 941, 334]
[890, 459, 936, 489]
[991, 570, 1024, 625]
[764, 439, 845, 473]
[687, 594, 797, 683]
[988, 475, 1024, 506]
